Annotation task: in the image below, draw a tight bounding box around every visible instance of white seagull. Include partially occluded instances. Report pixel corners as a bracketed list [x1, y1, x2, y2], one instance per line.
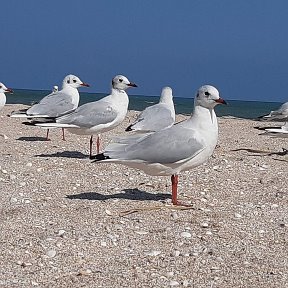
[0, 83, 13, 111]
[91, 85, 226, 206]
[36, 75, 137, 157]
[258, 102, 288, 122]
[264, 122, 288, 138]
[10, 74, 89, 140]
[126, 86, 175, 132]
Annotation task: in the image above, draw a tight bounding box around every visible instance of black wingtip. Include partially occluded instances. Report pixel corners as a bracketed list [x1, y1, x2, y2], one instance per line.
[90, 153, 110, 161]
[125, 124, 133, 132]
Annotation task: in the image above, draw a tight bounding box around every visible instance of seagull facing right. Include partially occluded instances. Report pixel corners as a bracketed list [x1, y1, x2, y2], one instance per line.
[91, 85, 227, 206]
[0, 83, 13, 112]
[126, 86, 175, 132]
[10, 74, 89, 140]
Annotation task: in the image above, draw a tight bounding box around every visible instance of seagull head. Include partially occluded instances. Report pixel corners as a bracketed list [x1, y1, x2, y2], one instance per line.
[195, 85, 227, 109]
[159, 86, 173, 102]
[112, 75, 137, 91]
[0, 82, 13, 94]
[62, 75, 90, 89]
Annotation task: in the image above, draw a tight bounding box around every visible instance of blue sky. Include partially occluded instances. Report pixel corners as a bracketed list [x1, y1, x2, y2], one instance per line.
[1, 0, 288, 102]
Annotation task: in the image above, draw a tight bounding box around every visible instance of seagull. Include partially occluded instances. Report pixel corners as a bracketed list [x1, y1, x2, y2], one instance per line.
[52, 85, 59, 93]
[91, 85, 227, 206]
[0, 83, 13, 111]
[36, 75, 137, 157]
[126, 86, 175, 132]
[258, 102, 288, 122]
[10, 74, 89, 140]
[264, 122, 288, 138]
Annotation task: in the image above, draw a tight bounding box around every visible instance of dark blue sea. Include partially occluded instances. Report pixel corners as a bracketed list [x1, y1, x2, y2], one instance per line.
[6, 89, 283, 120]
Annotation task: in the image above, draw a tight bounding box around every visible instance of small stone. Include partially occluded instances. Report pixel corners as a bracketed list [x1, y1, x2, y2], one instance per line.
[135, 230, 148, 235]
[234, 213, 242, 218]
[180, 231, 191, 238]
[169, 280, 180, 286]
[171, 250, 180, 257]
[105, 209, 113, 216]
[57, 230, 66, 237]
[9, 174, 16, 180]
[26, 162, 33, 167]
[166, 271, 174, 277]
[78, 268, 92, 276]
[206, 231, 213, 235]
[100, 241, 107, 247]
[182, 280, 189, 287]
[1, 169, 7, 174]
[145, 250, 161, 256]
[46, 249, 57, 258]
[10, 197, 18, 203]
[200, 222, 209, 228]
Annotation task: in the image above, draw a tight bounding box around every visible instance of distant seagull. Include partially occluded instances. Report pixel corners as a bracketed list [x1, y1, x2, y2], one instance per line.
[258, 102, 288, 122]
[10, 75, 89, 140]
[264, 122, 288, 138]
[126, 86, 175, 132]
[36, 75, 137, 157]
[0, 83, 13, 111]
[91, 85, 227, 206]
[52, 85, 59, 93]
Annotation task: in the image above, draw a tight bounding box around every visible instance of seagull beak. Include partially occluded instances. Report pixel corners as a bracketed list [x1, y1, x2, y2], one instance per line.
[5, 88, 13, 94]
[128, 82, 138, 88]
[81, 82, 90, 87]
[215, 97, 227, 105]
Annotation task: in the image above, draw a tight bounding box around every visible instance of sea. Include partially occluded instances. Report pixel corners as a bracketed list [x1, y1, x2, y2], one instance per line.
[6, 89, 284, 119]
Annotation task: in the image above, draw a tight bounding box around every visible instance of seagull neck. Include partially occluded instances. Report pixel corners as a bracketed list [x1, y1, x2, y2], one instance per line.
[191, 105, 217, 125]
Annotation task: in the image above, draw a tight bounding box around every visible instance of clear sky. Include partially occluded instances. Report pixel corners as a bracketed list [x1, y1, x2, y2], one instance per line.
[1, 0, 288, 102]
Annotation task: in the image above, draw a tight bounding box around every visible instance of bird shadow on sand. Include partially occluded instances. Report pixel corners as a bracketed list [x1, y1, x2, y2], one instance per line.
[231, 148, 288, 156]
[66, 188, 171, 202]
[35, 151, 88, 159]
[17, 136, 48, 141]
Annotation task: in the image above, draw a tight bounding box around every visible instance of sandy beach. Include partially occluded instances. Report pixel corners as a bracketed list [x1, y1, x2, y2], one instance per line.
[0, 104, 287, 288]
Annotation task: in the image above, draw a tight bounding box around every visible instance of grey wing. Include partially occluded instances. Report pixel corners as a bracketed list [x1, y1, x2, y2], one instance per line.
[57, 101, 117, 128]
[27, 91, 74, 117]
[132, 104, 175, 131]
[107, 126, 204, 164]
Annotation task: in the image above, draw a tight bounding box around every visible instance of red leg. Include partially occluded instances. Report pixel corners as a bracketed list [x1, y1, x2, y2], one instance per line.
[171, 175, 178, 205]
[62, 128, 66, 141]
[171, 175, 192, 207]
[96, 134, 100, 154]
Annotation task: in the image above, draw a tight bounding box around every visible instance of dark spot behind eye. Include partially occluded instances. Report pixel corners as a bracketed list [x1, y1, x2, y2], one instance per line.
[0, 86, 2, 89]
[119, 79, 123, 83]
[67, 80, 70, 84]
[204, 92, 210, 96]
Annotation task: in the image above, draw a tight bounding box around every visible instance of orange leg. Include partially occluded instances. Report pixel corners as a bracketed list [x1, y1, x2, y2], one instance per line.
[62, 128, 66, 141]
[171, 175, 192, 207]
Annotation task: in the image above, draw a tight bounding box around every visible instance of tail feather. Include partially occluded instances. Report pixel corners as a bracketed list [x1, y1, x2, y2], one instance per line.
[125, 124, 133, 132]
[90, 153, 110, 161]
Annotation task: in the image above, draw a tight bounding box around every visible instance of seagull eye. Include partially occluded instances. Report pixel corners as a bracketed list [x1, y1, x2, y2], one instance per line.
[73, 79, 77, 83]
[204, 92, 210, 96]
[119, 79, 123, 83]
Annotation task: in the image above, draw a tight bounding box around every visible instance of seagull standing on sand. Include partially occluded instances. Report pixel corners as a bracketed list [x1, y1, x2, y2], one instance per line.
[126, 86, 175, 132]
[258, 102, 288, 122]
[0, 83, 13, 112]
[91, 85, 227, 206]
[36, 75, 137, 157]
[10, 75, 89, 140]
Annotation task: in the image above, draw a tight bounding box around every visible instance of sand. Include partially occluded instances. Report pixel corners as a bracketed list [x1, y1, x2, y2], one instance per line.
[0, 104, 287, 288]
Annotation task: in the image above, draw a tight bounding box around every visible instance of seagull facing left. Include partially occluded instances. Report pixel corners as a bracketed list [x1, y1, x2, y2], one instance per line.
[0, 83, 13, 112]
[91, 85, 227, 206]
